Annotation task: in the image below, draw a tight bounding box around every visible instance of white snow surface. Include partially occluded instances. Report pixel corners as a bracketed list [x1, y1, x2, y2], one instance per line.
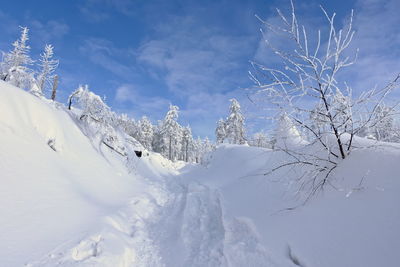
[1, 81, 399, 266]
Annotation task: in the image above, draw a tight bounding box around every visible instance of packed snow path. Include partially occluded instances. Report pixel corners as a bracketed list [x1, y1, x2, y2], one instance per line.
[28, 166, 279, 267]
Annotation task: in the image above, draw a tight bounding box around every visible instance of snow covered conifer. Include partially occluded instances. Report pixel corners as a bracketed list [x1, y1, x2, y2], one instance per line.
[161, 105, 182, 161]
[34, 44, 58, 96]
[138, 116, 154, 150]
[274, 113, 304, 148]
[225, 98, 246, 144]
[215, 119, 226, 144]
[181, 126, 194, 162]
[1, 26, 34, 89]
[152, 122, 167, 155]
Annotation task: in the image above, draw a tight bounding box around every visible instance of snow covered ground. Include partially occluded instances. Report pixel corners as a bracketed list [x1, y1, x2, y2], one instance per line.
[1, 81, 399, 266]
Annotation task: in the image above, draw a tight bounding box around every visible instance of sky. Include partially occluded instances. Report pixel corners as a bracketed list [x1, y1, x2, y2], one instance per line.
[0, 0, 399, 139]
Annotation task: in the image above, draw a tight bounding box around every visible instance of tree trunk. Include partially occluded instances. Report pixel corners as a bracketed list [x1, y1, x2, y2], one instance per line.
[169, 136, 172, 160]
[51, 75, 58, 101]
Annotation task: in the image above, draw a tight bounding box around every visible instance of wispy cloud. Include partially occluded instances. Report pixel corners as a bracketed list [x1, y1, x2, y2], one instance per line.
[137, 15, 254, 96]
[347, 0, 400, 92]
[79, 38, 136, 79]
[29, 19, 69, 43]
[114, 84, 170, 121]
[79, 0, 140, 22]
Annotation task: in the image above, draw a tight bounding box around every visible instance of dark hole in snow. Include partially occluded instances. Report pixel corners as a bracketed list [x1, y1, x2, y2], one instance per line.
[134, 150, 142, 158]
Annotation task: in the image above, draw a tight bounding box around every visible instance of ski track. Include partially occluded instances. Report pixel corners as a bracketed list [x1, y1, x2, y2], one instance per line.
[27, 170, 279, 267]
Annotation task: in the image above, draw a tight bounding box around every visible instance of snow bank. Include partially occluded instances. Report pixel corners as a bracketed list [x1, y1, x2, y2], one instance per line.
[186, 143, 400, 267]
[0, 81, 162, 266]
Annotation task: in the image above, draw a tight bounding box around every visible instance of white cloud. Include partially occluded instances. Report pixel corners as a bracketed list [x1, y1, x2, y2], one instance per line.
[79, 38, 136, 79]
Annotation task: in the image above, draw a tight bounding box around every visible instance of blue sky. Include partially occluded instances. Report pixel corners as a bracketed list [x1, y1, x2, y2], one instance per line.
[0, 0, 399, 138]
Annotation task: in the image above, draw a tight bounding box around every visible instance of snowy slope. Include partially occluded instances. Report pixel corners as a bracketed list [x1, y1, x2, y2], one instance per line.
[0, 81, 171, 266]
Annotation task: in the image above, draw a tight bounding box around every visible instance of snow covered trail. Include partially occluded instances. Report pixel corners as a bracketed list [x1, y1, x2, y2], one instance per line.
[28, 166, 283, 267]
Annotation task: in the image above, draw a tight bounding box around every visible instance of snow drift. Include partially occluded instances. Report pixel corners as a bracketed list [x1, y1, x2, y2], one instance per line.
[0, 81, 167, 266]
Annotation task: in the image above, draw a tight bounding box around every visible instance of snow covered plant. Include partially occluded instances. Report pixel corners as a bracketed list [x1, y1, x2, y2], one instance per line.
[68, 85, 113, 124]
[0, 26, 34, 90]
[33, 44, 59, 96]
[215, 98, 246, 145]
[249, 1, 400, 200]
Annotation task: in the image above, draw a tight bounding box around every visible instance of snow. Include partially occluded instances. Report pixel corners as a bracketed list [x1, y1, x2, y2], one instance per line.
[187, 143, 400, 266]
[1, 80, 400, 266]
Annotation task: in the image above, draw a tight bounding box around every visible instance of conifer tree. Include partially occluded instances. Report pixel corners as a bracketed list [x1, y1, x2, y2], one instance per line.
[138, 116, 154, 150]
[161, 105, 182, 161]
[181, 126, 194, 162]
[225, 98, 246, 144]
[33, 44, 58, 96]
[215, 119, 226, 144]
[1, 26, 34, 89]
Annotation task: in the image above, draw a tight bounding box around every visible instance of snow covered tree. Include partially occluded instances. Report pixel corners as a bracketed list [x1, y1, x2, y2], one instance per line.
[116, 114, 138, 137]
[215, 119, 226, 144]
[160, 105, 182, 161]
[249, 1, 400, 199]
[225, 98, 246, 144]
[152, 122, 167, 155]
[273, 113, 304, 148]
[193, 137, 207, 164]
[33, 44, 58, 96]
[137, 116, 154, 150]
[68, 85, 113, 124]
[194, 137, 215, 164]
[367, 103, 398, 142]
[1, 26, 34, 89]
[181, 126, 194, 162]
[249, 132, 270, 148]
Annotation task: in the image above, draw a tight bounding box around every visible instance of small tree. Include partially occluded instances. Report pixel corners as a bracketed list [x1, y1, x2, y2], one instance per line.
[250, 1, 399, 199]
[33, 44, 59, 96]
[215, 119, 226, 144]
[225, 98, 246, 144]
[1, 26, 34, 89]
